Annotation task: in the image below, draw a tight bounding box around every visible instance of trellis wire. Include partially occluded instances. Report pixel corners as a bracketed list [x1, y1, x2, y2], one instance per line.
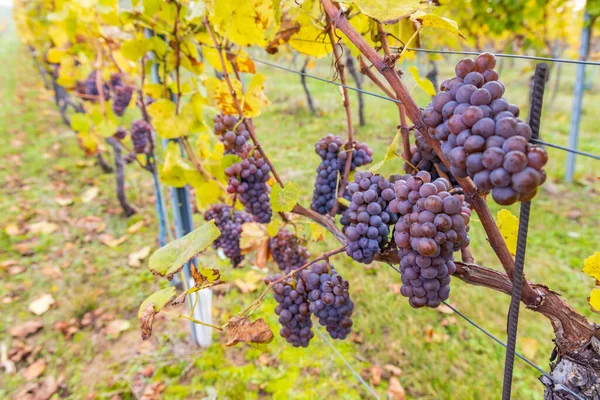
[217, 48, 600, 162]
[384, 263, 585, 400]
[314, 328, 381, 399]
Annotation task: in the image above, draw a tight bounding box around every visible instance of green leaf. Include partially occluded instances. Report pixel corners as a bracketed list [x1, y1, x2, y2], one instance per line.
[120, 38, 151, 62]
[96, 119, 119, 138]
[148, 221, 221, 278]
[138, 287, 176, 317]
[370, 130, 401, 172]
[71, 114, 91, 133]
[271, 181, 300, 213]
[409, 66, 436, 96]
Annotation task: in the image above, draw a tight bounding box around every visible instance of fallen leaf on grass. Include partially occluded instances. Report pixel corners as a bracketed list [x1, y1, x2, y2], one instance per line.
[15, 240, 37, 256]
[384, 364, 403, 377]
[387, 377, 406, 400]
[520, 337, 539, 360]
[371, 365, 382, 386]
[54, 320, 79, 339]
[127, 220, 147, 234]
[234, 271, 264, 294]
[28, 294, 55, 316]
[81, 187, 100, 203]
[8, 264, 26, 275]
[77, 216, 107, 233]
[54, 195, 74, 207]
[5, 223, 21, 236]
[225, 316, 273, 347]
[27, 221, 59, 235]
[423, 325, 448, 344]
[23, 358, 46, 381]
[140, 364, 155, 377]
[99, 233, 129, 248]
[436, 303, 454, 315]
[128, 246, 152, 268]
[15, 376, 58, 400]
[106, 319, 131, 339]
[10, 320, 43, 338]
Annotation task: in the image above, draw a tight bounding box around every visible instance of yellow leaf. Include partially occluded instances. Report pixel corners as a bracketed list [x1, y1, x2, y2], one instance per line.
[519, 338, 539, 360]
[214, 79, 241, 116]
[288, 0, 332, 58]
[271, 182, 300, 213]
[46, 48, 66, 64]
[351, 0, 423, 24]
[128, 246, 152, 268]
[159, 141, 193, 187]
[194, 180, 223, 208]
[211, 0, 275, 47]
[120, 38, 152, 61]
[81, 187, 100, 203]
[243, 73, 270, 117]
[204, 47, 255, 74]
[147, 99, 194, 138]
[143, 83, 163, 99]
[370, 130, 401, 172]
[410, 11, 465, 39]
[588, 288, 600, 313]
[239, 222, 269, 255]
[409, 66, 436, 96]
[309, 222, 326, 241]
[582, 252, 600, 281]
[496, 209, 519, 256]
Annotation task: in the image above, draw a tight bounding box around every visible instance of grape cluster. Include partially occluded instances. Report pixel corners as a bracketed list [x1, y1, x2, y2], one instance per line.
[269, 229, 310, 273]
[311, 135, 373, 215]
[344, 172, 397, 264]
[408, 130, 459, 188]
[225, 151, 272, 223]
[266, 261, 354, 347]
[422, 52, 548, 205]
[302, 262, 354, 339]
[214, 114, 251, 157]
[389, 171, 471, 308]
[76, 71, 110, 102]
[113, 127, 127, 140]
[205, 204, 253, 267]
[130, 120, 152, 154]
[110, 74, 134, 117]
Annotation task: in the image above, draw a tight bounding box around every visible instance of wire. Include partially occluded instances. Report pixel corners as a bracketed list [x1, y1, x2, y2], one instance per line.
[215, 48, 600, 163]
[384, 263, 584, 400]
[314, 328, 381, 399]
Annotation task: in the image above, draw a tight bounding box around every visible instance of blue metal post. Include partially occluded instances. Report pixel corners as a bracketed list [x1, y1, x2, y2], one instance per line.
[566, 10, 591, 183]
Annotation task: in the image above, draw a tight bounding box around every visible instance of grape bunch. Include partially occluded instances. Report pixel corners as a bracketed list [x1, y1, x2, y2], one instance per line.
[301, 262, 354, 339]
[270, 274, 314, 347]
[408, 130, 459, 188]
[113, 127, 127, 140]
[344, 172, 398, 264]
[110, 74, 134, 117]
[214, 114, 251, 158]
[130, 120, 152, 154]
[76, 71, 110, 102]
[311, 135, 373, 215]
[225, 151, 272, 223]
[205, 204, 253, 267]
[270, 229, 310, 273]
[389, 171, 471, 308]
[266, 261, 354, 347]
[421, 52, 548, 205]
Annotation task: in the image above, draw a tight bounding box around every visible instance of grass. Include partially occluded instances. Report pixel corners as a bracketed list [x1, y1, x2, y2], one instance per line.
[1, 25, 599, 400]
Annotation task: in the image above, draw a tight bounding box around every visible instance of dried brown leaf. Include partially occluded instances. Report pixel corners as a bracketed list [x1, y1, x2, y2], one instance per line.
[23, 358, 46, 381]
[10, 320, 43, 338]
[224, 316, 273, 347]
[371, 365, 382, 386]
[387, 377, 406, 400]
[139, 304, 156, 341]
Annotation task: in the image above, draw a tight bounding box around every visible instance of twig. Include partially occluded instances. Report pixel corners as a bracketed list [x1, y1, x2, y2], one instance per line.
[173, 2, 182, 113]
[326, 17, 354, 216]
[203, 16, 285, 188]
[162, 311, 223, 331]
[180, 136, 229, 194]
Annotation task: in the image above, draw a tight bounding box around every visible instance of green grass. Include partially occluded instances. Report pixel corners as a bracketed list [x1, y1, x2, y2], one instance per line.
[1, 26, 599, 400]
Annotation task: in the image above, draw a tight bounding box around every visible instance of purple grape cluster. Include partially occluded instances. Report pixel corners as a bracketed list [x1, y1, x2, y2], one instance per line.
[266, 261, 354, 347]
[422, 52, 548, 205]
[110, 74, 134, 117]
[205, 204, 253, 267]
[311, 134, 373, 215]
[302, 262, 354, 339]
[344, 172, 398, 264]
[270, 228, 310, 273]
[389, 171, 471, 308]
[76, 71, 110, 102]
[214, 114, 251, 158]
[408, 130, 459, 188]
[113, 127, 127, 140]
[130, 120, 152, 154]
[225, 151, 272, 223]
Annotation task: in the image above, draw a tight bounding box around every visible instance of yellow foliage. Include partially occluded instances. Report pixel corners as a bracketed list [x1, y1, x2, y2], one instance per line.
[495, 209, 518, 256]
[582, 252, 600, 281]
[210, 0, 275, 47]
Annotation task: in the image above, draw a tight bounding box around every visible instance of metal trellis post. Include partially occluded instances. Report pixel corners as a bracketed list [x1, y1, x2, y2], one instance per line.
[502, 63, 548, 399]
[566, 10, 591, 183]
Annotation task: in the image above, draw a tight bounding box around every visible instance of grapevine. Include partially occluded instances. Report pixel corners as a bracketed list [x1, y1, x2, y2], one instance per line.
[205, 204, 253, 267]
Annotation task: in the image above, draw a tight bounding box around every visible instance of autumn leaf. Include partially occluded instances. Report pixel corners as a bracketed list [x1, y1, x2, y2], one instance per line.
[266, 14, 301, 54]
[588, 287, 600, 314]
[410, 11, 466, 39]
[27, 221, 59, 235]
[28, 294, 55, 316]
[582, 252, 600, 280]
[239, 222, 269, 255]
[224, 316, 273, 346]
[387, 376, 406, 400]
[23, 358, 46, 381]
[106, 319, 131, 339]
[271, 181, 301, 213]
[496, 209, 518, 256]
[351, 0, 422, 24]
[9, 320, 43, 338]
[128, 246, 152, 268]
[288, 0, 332, 58]
[210, 0, 275, 47]
[409, 66, 436, 96]
[81, 187, 100, 203]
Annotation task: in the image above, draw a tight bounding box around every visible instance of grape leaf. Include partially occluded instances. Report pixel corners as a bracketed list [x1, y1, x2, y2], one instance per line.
[370, 129, 401, 172]
[148, 221, 221, 278]
[194, 180, 223, 208]
[409, 66, 436, 96]
[288, 0, 332, 58]
[410, 11, 465, 39]
[588, 288, 600, 314]
[271, 181, 301, 213]
[138, 287, 176, 317]
[214, 74, 270, 117]
[224, 316, 273, 347]
[496, 209, 518, 256]
[210, 0, 275, 47]
[582, 252, 600, 281]
[70, 114, 91, 133]
[351, 0, 422, 24]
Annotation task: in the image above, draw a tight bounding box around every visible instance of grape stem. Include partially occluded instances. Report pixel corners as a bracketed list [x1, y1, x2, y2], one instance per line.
[326, 16, 354, 217]
[203, 16, 285, 189]
[321, 0, 598, 352]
